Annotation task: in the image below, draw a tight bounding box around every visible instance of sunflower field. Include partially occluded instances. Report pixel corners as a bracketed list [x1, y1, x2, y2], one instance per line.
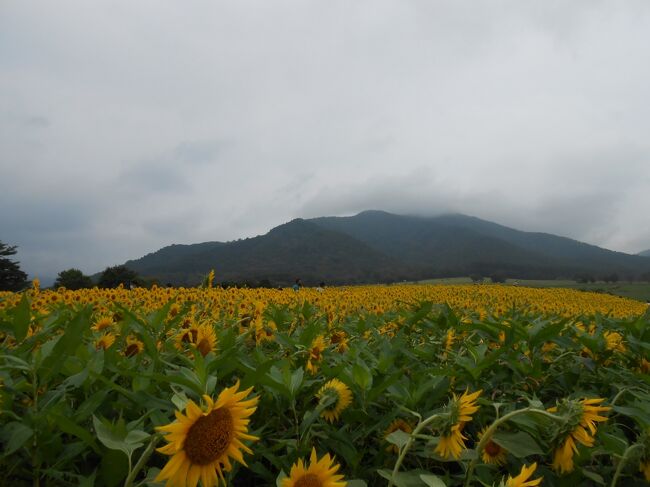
[1, 283, 650, 487]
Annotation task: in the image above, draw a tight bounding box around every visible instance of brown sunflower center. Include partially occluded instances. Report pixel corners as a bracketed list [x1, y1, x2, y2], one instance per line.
[197, 338, 212, 357]
[484, 440, 502, 456]
[184, 407, 234, 465]
[125, 344, 140, 357]
[294, 473, 322, 487]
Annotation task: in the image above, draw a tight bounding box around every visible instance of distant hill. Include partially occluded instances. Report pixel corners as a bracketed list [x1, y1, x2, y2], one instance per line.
[639, 249, 650, 257]
[124, 218, 410, 286]
[120, 211, 650, 286]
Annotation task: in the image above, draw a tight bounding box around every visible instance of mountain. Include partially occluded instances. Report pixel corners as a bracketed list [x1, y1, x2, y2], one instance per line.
[639, 249, 650, 257]
[120, 211, 650, 285]
[124, 219, 410, 286]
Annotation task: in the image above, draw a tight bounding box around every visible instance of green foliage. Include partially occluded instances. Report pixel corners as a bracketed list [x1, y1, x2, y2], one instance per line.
[0, 296, 649, 485]
[0, 241, 28, 292]
[54, 268, 93, 290]
[98, 265, 139, 289]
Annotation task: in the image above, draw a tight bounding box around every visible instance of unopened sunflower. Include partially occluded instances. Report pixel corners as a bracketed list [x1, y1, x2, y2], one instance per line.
[156, 381, 259, 487]
[282, 447, 346, 487]
[316, 378, 352, 423]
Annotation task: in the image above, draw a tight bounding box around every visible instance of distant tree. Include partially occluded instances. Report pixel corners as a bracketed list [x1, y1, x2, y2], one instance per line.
[489, 272, 507, 284]
[0, 241, 28, 291]
[469, 273, 483, 283]
[98, 265, 139, 289]
[54, 268, 93, 290]
[602, 273, 619, 284]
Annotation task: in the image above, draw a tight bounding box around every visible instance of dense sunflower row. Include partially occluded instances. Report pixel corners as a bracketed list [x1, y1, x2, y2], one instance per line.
[0, 284, 649, 486]
[0, 281, 646, 321]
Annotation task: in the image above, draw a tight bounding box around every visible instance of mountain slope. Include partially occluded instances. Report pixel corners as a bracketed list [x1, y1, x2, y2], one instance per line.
[125, 219, 410, 286]
[639, 249, 650, 257]
[309, 211, 650, 278]
[120, 211, 650, 285]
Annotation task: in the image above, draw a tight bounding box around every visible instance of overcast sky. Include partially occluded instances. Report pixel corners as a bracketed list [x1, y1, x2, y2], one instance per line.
[2, 1, 650, 280]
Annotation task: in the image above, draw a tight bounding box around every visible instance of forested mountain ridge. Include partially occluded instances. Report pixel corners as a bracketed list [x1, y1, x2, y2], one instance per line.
[121, 211, 650, 285]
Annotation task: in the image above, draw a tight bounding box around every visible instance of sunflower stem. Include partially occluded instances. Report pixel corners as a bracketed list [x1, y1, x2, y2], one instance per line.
[387, 413, 441, 487]
[463, 407, 565, 487]
[610, 443, 643, 487]
[124, 434, 160, 487]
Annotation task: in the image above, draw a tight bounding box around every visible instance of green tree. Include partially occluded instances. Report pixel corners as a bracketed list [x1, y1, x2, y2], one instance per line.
[54, 268, 93, 290]
[98, 265, 139, 289]
[0, 241, 28, 291]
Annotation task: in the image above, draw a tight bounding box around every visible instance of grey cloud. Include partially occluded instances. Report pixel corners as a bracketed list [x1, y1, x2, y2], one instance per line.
[1, 0, 650, 277]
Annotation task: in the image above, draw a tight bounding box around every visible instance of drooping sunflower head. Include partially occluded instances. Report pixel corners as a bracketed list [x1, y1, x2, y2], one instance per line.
[548, 397, 610, 474]
[156, 381, 259, 487]
[452, 389, 482, 424]
[281, 448, 346, 487]
[503, 462, 542, 487]
[316, 378, 352, 423]
[434, 424, 467, 460]
[479, 428, 507, 465]
[384, 419, 413, 453]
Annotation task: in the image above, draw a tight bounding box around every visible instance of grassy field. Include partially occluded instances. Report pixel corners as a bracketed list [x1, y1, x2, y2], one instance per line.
[413, 277, 650, 303]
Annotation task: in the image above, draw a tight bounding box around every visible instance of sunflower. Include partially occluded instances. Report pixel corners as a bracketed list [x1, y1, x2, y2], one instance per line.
[549, 397, 610, 474]
[95, 332, 116, 350]
[456, 389, 482, 422]
[316, 378, 352, 423]
[435, 425, 467, 460]
[504, 462, 542, 487]
[603, 331, 626, 353]
[479, 428, 507, 465]
[384, 419, 413, 454]
[194, 324, 217, 357]
[255, 319, 277, 344]
[124, 336, 144, 357]
[281, 447, 346, 487]
[306, 335, 327, 374]
[329, 330, 349, 353]
[175, 324, 201, 351]
[156, 381, 259, 487]
[92, 315, 114, 332]
[434, 389, 481, 460]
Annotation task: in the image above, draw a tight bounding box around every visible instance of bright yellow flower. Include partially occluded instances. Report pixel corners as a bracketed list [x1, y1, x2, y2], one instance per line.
[282, 448, 346, 487]
[316, 379, 352, 423]
[505, 462, 542, 487]
[156, 381, 259, 487]
[92, 315, 114, 332]
[550, 397, 610, 474]
[95, 332, 115, 350]
[479, 428, 507, 465]
[124, 336, 144, 357]
[435, 424, 466, 460]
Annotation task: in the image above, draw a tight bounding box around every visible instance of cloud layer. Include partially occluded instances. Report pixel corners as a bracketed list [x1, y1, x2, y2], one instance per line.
[1, 1, 649, 280]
